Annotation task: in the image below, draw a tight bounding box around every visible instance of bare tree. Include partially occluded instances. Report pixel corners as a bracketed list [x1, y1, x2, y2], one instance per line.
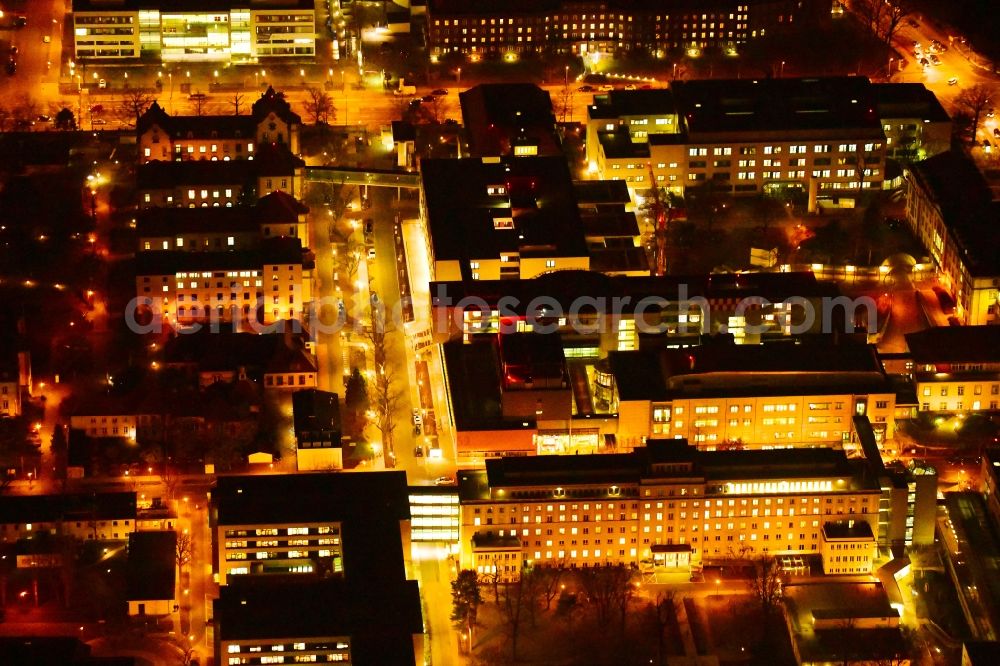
[556, 82, 576, 123]
[649, 591, 678, 666]
[536, 562, 567, 611]
[576, 564, 635, 627]
[229, 93, 246, 116]
[956, 83, 995, 142]
[498, 572, 531, 662]
[854, 0, 914, 45]
[116, 89, 154, 128]
[175, 531, 193, 568]
[881, 1, 915, 46]
[339, 238, 364, 284]
[747, 554, 783, 619]
[304, 86, 336, 125]
[190, 93, 208, 117]
[10, 94, 38, 129]
[364, 305, 403, 468]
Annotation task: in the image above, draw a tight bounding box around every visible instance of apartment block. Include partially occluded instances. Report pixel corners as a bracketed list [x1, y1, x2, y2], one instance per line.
[610, 336, 897, 450]
[905, 326, 1000, 413]
[0, 492, 138, 543]
[72, 0, 317, 62]
[426, 0, 819, 58]
[587, 78, 907, 201]
[458, 439, 882, 575]
[906, 151, 1000, 325]
[134, 236, 312, 325]
[420, 156, 647, 283]
[210, 472, 411, 585]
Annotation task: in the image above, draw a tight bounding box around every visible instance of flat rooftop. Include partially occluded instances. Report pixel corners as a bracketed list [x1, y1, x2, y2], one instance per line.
[459, 84, 560, 157]
[214, 578, 422, 665]
[671, 77, 886, 138]
[73, 0, 315, 11]
[905, 325, 1000, 364]
[134, 236, 305, 275]
[420, 156, 589, 268]
[0, 492, 136, 524]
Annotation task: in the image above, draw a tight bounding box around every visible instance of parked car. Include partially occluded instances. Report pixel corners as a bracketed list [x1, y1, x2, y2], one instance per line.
[433, 476, 455, 486]
[43, 35, 51, 44]
[367, 246, 376, 260]
[907, 18, 919, 28]
[364, 219, 373, 235]
[598, 84, 614, 92]
[948, 77, 959, 86]
[412, 409, 423, 426]
[13, 16, 26, 28]
[577, 85, 595, 92]
[92, 118, 108, 126]
[993, 127, 1000, 138]
[919, 58, 929, 67]
[98, 78, 107, 88]
[5, 60, 15, 76]
[930, 54, 941, 66]
[431, 88, 448, 96]
[624, 84, 637, 90]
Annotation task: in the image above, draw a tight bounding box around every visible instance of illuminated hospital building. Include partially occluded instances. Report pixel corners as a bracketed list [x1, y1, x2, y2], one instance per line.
[457, 438, 930, 578]
[71, 0, 317, 62]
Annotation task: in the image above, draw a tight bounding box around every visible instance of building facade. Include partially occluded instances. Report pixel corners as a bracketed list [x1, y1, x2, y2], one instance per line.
[587, 78, 889, 201]
[906, 152, 1000, 326]
[135, 237, 312, 325]
[458, 440, 882, 575]
[72, 0, 317, 63]
[426, 0, 819, 58]
[905, 327, 1000, 413]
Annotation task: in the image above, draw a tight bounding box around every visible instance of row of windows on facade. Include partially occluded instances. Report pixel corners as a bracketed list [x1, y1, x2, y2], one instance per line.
[227, 652, 347, 664]
[434, 11, 748, 26]
[923, 384, 1000, 396]
[226, 549, 337, 560]
[473, 496, 867, 517]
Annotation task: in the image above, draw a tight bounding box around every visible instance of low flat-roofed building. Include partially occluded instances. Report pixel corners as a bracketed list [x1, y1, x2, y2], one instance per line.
[210, 471, 411, 584]
[0, 492, 137, 543]
[906, 151, 1000, 325]
[820, 519, 876, 574]
[458, 439, 880, 573]
[72, 1, 317, 63]
[459, 84, 560, 157]
[905, 326, 1000, 412]
[214, 577, 423, 666]
[126, 530, 176, 616]
[610, 336, 897, 449]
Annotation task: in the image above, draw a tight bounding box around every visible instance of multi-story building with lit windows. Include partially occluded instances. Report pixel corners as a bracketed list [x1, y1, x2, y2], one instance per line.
[214, 578, 423, 666]
[904, 327, 1000, 413]
[426, 0, 820, 59]
[134, 236, 313, 325]
[210, 472, 412, 585]
[587, 78, 890, 202]
[72, 0, 317, 62]
[419, 156, 648, 283]
[457, 439, 882, 575]
[137, 90, 301, 163]
[610, 336, 897, 450]
[137, 191, 310, 252]
[870, 83, 951, 163]
[0, 492, 138, 543]
[906, 151, 1000, 325]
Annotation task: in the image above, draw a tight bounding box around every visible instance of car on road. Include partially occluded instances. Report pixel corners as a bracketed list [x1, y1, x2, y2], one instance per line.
[624, 84, 637, 90]
[421, 95, 434, 102]
[189, 92, 206, 100]
[367, 246, 376, 260]
[412, 409, 423, 426]
[364, 219, 373, 235]
[577, 85, 595, 92]
[993, 127, 1000, 138]
[92, 119, 108, 126]
[433, 476, 455, 486]
[948, 77, 959, 86]
[907, 18, 918, 28]
[98, 78, 107, 88]
[598, 84, 614, 91]
[930, 54, 941, 66]
[987, 108, 995, 118]
[431, 88, 448, 96]
[43, 36, 51, 44]
[36, 115, 50, 123]
[919, 58, 929, 68]
[13, 16, 26, 28]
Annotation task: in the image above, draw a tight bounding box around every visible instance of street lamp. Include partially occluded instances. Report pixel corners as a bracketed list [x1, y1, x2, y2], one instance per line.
[456, 67, 462, 84]
[564, 65, 569, 85]
[780, 60, 786, 78]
